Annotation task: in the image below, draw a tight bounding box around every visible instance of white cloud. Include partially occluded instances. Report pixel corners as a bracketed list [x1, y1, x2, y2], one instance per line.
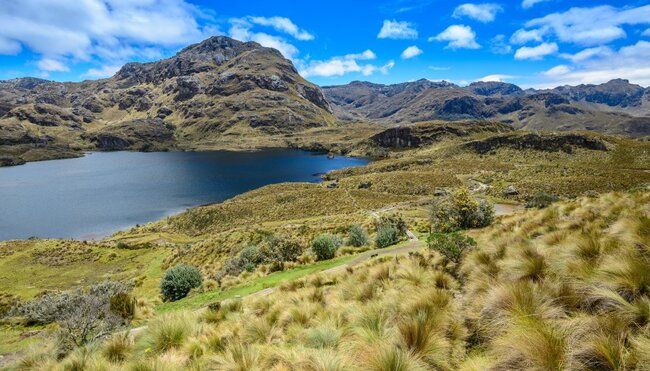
[428, 66, 451, 71]
[452, 3, 503, 23]
[519, 5, 650, 46]
[247, 16, 314, 40]
[532, 41, 650, 87]
[543, 65, 571, 76]
[229, 18, 299, 59]
[510, 29, 543, 44]
[36, 58, 69, 72]
[0, 36, 21, 54]
[478, 74, 518, 82]
[401, 45, 423, 59]
[299, 51, 393, 78]
[430, 25, 480, 49]
[377, 20, 418, 39]
[522, 0, 549, 9]
[344, 50, 377, 60]
[560, 46, 613, 63]
[514, 42, 558, 60]
[83, 65, 122, 78]
[489, 34, 512, 54]
[0, 0, 212, 73]
[643, 28, 650, 37]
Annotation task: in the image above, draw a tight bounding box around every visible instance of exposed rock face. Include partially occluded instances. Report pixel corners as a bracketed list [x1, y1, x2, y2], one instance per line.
[85, 118, 175, 151]
[370, 120, 514, 148]
[0, 36, 334, 165]
[463, 133, 608, 154]
[323, 79, 650, 136]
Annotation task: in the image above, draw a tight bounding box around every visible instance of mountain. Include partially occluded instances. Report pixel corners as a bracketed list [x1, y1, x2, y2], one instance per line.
[323, 79, 650, 137]
[0, 36, 334, 165]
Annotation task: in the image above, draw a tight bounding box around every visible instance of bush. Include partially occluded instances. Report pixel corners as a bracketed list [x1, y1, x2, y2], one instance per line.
[374, 214, 407, 237]
[160, 264, 202, 302]
[430, 188, 494, 232]
[526, 192, 560, 209]
[109, 292, 136, 321]
[311, 234, 341, 261]
[375, 226, 399, 248]
[427, 232, 476, 263]
[347, 224, 369, 247]
[10, 281, 132, 325]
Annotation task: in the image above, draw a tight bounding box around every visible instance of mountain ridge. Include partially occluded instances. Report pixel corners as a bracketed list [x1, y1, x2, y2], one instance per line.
[323, 78, 650, 136]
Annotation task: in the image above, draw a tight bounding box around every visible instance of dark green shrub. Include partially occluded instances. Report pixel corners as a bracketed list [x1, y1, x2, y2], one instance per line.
[526, 192, 560, 209]
[160, 264, 202, 302]
[347, 224, 369, 247]
[427, 232, 476, 263]
[375, 226, 399, 248]
[374, 215, 407, 237]
[430, 188, 494, 232]
[311, 234, 341, 261]
[109, 292, 136, 321]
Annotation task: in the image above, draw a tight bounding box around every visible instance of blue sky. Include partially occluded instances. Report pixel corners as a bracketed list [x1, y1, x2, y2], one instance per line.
[1, 0, 650, 88]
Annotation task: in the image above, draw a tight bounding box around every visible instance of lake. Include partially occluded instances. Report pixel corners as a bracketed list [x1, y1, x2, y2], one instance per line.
[0, 150, 369, 240]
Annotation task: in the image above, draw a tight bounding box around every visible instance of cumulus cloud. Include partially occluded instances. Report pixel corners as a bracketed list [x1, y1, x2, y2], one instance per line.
[533, 41, 650, 87]
[478, 74, 518, 82]
[452, 3, 503, 23]
[560, 46, 613, 63]
[490, 34, 512, 54]
[401, 45, 423, 59]
[246, 16, 314, 40]
[514, 42, 558, 60]
[299, 51, 394, 78]
[643, 29, 650, 37]
[522, 0, 550, 9]
[517, 5, 650, 46]
[228, 16, 313, 60]
[0, 0, 212, 74]
[36, 58, 69, 72]
[543, 65, 571, 76]
[510, 29, 543, 44]
[430, 25, 480, 49]
[83, 64, 122, 78]
[377, 20, 418, 39]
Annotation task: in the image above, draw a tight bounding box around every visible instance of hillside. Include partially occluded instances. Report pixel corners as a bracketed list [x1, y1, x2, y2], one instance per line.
[0, 36, 336, 166]
[5, 189, 649, 369]
[323, 79, 650, 136]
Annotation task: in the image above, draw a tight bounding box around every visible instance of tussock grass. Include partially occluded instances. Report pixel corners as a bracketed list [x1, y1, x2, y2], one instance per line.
[11, 190, 650, 370]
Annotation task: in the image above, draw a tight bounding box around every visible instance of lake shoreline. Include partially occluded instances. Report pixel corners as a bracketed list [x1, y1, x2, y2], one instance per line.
[0, 149, 370, 241]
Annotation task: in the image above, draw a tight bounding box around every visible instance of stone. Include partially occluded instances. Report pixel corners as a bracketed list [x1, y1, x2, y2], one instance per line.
[502, 185, 518, 196]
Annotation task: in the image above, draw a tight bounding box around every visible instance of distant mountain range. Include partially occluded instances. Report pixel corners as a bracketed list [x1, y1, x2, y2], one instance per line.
[1, 36, 649, 166]
[323, 78, 650, 137]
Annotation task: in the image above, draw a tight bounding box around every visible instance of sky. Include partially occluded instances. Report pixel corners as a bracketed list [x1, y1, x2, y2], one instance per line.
[1, 0, 650, 88]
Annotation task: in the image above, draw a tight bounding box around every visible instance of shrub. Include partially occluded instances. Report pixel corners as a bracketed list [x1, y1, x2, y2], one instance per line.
[430, 188, 494, 232]
[160, 264, 202, 302]
[427, 232, 476, 264]
[109, 292, 136, 321]
[374, 214, 407, 237]
[311, 234, 341, 261]
[10, 281, 132, 325]
[375, 226, 399, 248]
[348, 224, 370, 247]
[526, 192, 560, 209]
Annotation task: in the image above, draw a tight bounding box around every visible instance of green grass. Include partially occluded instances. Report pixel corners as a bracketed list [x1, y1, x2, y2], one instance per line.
[0, 324, 43, 354]
[155, 255, 356, 313]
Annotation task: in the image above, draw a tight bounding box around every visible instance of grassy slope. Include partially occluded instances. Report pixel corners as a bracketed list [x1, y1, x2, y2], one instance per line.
[15, 190, 649, 370]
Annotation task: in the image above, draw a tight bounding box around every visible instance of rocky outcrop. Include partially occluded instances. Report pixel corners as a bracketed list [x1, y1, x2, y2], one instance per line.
[370, 120, 514, 148]
[463, 133, 608, 154]
[86, 118, 176, 151]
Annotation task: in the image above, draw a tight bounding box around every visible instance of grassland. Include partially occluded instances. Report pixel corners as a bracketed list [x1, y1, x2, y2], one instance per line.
[7, 189, 647, 370]
[1, 123, 649, 368]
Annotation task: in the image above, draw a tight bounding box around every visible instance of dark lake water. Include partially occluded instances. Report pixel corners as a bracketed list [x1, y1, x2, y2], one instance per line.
[0, 150, 369, 240]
